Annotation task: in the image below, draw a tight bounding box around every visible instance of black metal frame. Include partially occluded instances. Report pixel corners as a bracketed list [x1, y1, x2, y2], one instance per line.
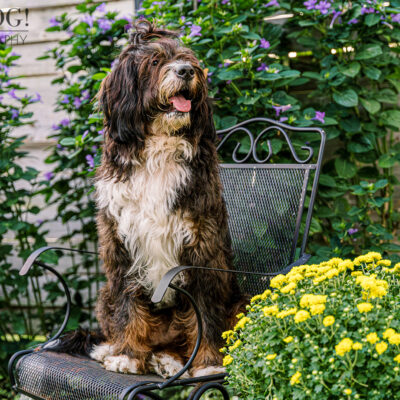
[8, 119, 325, 400]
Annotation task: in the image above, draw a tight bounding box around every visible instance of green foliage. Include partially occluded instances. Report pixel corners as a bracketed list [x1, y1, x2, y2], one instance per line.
[222, 253, 400, 399]
[0, 44, 47, 391]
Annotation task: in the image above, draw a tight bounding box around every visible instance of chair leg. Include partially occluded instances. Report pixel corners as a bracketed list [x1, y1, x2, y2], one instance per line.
[188, 382, 230, 400]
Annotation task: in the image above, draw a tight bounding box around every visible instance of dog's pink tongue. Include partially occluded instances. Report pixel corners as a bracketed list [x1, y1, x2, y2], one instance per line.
[170, 95, 191, 112]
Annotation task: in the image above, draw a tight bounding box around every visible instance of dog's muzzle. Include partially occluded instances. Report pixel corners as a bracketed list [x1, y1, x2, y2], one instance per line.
[174, 64, 194, 81]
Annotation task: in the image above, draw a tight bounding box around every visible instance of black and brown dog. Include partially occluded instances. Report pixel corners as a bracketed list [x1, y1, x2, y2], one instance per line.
[55, 20, 246, 378]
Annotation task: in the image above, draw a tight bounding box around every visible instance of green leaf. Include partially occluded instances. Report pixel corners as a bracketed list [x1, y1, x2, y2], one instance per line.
[360, 98, 381, 115]
[355, 44, 382, 60]
[339, 62, 360, 78]
[217, 69, 242, 80]
[319, 174, 336, 187]
[381, 110, 400, 129]
[59, 138, 76, 146]
[378, 153, 397, 168]
[335, 158, 357, 179]
[92, 72, 107, 81]
[376, 89, 398, 104]
[365, 13, 380, 26]
[333, 89, 358, 107]
[363, 66, 381, 80]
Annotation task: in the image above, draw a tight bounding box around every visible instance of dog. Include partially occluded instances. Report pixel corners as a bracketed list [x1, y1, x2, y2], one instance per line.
[54, 20, 246, 379]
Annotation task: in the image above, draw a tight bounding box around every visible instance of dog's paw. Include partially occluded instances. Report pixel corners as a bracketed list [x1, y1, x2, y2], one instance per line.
[150, 353, 189, 379]
[90, 343, 115, 363]
[103, 355, 139, 374]
[191, 366, 226, 377]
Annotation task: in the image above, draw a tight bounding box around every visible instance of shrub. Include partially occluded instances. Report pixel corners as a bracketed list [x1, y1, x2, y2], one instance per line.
[0, 41, 45, 393]
[222, 253, 400, 399]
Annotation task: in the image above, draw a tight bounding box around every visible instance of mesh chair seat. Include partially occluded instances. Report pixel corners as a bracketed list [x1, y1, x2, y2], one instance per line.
[15, 351, 164, 400]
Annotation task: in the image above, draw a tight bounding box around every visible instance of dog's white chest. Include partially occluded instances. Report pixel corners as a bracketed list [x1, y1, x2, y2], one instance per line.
[96, 136, 194, 295]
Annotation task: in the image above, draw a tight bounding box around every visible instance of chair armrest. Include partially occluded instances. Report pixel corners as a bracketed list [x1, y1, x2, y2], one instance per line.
[276, 253, 311, 276]
[20, 245, 98, 276]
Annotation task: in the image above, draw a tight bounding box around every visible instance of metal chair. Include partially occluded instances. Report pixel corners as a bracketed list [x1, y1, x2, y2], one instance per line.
[8, 118, 325, 400]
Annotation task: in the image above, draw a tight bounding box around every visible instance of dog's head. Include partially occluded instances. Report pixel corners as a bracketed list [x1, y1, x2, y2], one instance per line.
[99, 20, 213, 153]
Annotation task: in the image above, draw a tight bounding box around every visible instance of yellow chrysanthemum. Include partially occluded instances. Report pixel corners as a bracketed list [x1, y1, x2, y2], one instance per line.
[266, 353, 277, 360]
[335, 338, 353, 357]
[263, 305, 279, 317]
[290, 371, 301, 385]
[260, 289, 271, 300]
[352, 342, 363, 350]
[355, 274, 388, 298]
[310, 303, 326, 315]
[300, 294, 327, 308]
[280, 282, 297, 294]
[394, 354, 400, 363]
[366, 332, 379, 344]
[250, 294, 262, 303]
[283, 336, 293, 343]
[388, 334, 400, 346]
[338, 260, 354, 272]
[344, 389, 352, 395]
[270, 274, 287, 289]
[376, 341, 388, 355]
[326, 268, 339, 279]
[354, 252, 382, 266]
[294, 310, 310, 323]
[377, 259, 391, 267]
[223, 355, 233, 366]
[234, 316, 250, 331]
[228, 339, 242, 352]
[351, 271, 363, 277]
[383, 328, 396, 340]
[276, 308, 297, 319]
[323, 315, 335, 327]
[357, 302, 373, 313]
[271, 293, 279, 301]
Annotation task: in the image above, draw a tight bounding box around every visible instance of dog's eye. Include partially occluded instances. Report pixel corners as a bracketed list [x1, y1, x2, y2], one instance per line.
[152, 60, 159, 66]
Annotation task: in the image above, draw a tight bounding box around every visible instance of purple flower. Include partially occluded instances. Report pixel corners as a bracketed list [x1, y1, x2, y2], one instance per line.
[315, 1, 331, 15]
[361, 6, 375, 15]
[124, 23, 133, 31]
[49, 17, 61, 28]
[8, 88, 19, 100]
[304, 0, 317, 10]
[82, 130, 89, 140]
[222, 0, 230, 3]
[329, 10, 341, 28]
[347, 228, 358, 235]
[61, 95, 69, 104]
[36, 219, 44, 226]
[98, 129, 104, 135]
[226, 80, 232, 85]
[391, 13, 400, 23]
[60, 118, 69, 126]
[260, 38, 270, 49]
[273, 104, 291, 116]
[92, 145, 98, 153]
[96, 2, 107, 12]
[52, 123, 59, 130]
[0, 32, 9, 43]
[56, 144, 65, 150]
[32, 92, 42, 103]
[0, 64, 10, 74]
[257, 62, 268, 72]
[312, 111, 325, 124]
[11, 109, 19, 119]
[44, 171, 54, 181]
[81, 14, 94, 28]
[98, 18, 112, 32]
[348, 18, 359, 24]
[86, 154, 95, 170]
[279, 117, 288, 122]
[264, 0, 279, 6]
[188, 25, 202, 38]
[73, 97, 82, 108]
[180, 16, 186, 23]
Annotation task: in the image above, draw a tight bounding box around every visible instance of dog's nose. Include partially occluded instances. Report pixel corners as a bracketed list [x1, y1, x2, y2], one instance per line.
[175, 65, 195, 80]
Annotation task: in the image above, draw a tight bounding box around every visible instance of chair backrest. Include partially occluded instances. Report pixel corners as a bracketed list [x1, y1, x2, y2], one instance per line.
[216, 118, 325, 295]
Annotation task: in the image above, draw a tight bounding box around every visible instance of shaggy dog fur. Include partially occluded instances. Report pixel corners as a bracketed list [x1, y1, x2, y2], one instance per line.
[54, 21, 246, 378]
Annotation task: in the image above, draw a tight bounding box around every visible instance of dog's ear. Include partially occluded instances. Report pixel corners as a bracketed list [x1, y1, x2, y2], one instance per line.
[97, 56, 145, 148]
[194, 99, 217, 142]
[129, 20, 178, 45]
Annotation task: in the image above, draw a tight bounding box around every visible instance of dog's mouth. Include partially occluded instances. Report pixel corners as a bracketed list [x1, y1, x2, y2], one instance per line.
[168, 90, 191, 113]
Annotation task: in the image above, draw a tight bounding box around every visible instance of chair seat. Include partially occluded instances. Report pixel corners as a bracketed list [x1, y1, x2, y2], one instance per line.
[15, 350, 165, 400]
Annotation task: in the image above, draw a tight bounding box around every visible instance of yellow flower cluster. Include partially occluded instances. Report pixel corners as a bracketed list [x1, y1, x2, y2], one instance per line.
[294, 310, 310, 323]
[266, 353, 277, 360]
[234, 316, 251, 331]
[263, 305, 279, 317]
[299, 294, 327, 315]
[335, 338, 353, 356]
[355, 274, 388, 299]
[290, 371, 301, 385]
[382, 263, 400, 274]
[229, 339, 242, 352]
[283, 336, 294, 343]
[223, 355, 233, 366]
[354, 252, 382, 266]
[383, 328, 400, 345]
[376, 341, 388, 355]
[323, 316, 335, 327]
[357, 302, 373, 313]
[276, 307, 297, 319]
[367, 332, 379, 344]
